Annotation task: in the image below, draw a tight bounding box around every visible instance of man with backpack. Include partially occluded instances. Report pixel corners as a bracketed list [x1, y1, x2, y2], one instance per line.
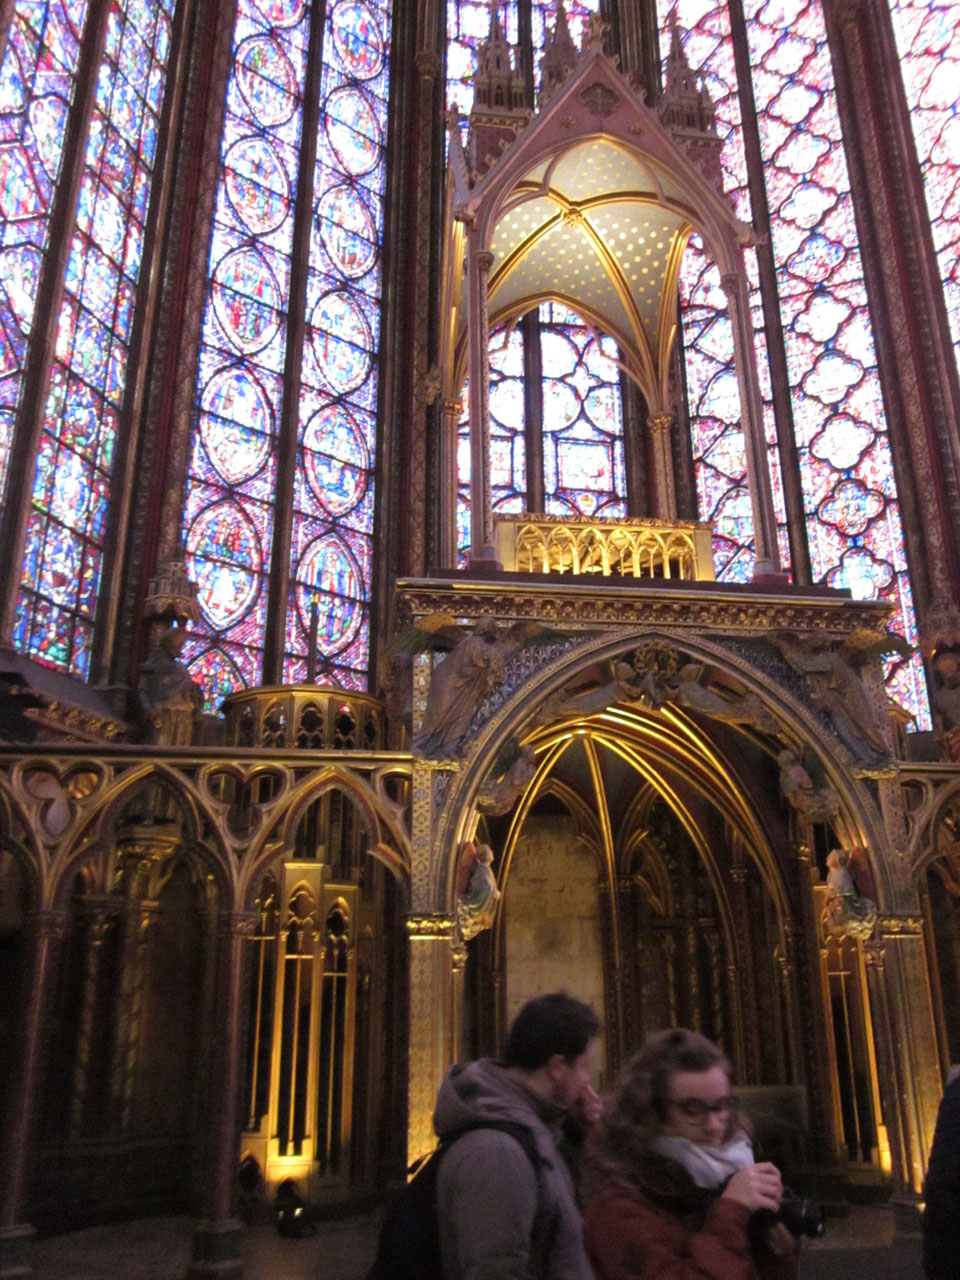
[434, 992, 601, 1280]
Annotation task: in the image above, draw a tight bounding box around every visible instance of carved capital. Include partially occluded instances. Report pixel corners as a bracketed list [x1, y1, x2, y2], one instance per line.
[27, 908, 69, 940]
[876, 914, 923, 937]
[415, 50, 440, 82]
[824, 0, 865, 32]
[406, 913, 456, 939]
[719, 272, 739, 299]
[475, 250, 495, 274]
[219, 911, 258, 939]
[648, 412, 674, 437]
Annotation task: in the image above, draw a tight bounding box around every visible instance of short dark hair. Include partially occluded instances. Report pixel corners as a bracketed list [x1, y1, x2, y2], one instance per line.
[503, 993, 600, 1070]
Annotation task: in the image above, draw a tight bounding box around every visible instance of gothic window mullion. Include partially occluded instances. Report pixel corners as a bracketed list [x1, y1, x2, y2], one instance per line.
[724, 0, 811, 584]
[0, 1, 112, 657]
[261, 0, 329, 686]
[522, 309, 544, 511]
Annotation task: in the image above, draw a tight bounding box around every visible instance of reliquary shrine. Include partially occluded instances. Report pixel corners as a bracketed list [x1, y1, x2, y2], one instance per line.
[3, 0, 960, 1277]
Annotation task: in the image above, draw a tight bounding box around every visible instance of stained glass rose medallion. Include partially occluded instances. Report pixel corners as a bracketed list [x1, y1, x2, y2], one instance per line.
[236, 37, 299, 127]
[224, 137, 291, 236]
[199, 366, 273, 484]
[212, 246, 281, 354]
[187, 500, 262, 630]
[302, 403, 368, 515]
[317, 185, 377, 279]
[331, 2, 386, 80]
[296, 534, 363, 654]
[310, 291, 371, 393]
[323, 87, 380, 176]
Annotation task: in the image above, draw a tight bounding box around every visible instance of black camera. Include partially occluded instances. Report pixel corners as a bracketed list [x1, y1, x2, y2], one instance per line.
[777, 1197, 826, 1239]
[750, 1192, 826, 1247]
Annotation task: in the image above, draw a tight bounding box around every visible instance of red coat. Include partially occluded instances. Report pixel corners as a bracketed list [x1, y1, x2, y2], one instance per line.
[583, 1183, 799, 1280]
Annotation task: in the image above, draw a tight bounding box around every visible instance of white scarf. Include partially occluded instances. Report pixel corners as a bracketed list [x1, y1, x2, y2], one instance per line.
[651, 1132, 755, 1189]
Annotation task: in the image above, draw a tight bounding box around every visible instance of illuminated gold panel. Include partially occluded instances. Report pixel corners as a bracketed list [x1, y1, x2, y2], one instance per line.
[494, 513, 715, 580]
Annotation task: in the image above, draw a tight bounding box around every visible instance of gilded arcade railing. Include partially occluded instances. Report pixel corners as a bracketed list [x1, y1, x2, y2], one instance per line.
[494, 514, 716, 581]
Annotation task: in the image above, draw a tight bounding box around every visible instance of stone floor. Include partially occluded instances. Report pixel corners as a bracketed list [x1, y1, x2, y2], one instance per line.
[27, 1205, 922, 1280]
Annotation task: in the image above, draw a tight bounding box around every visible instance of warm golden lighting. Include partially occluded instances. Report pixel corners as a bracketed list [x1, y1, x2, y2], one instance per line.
[495, 513, 715, 580]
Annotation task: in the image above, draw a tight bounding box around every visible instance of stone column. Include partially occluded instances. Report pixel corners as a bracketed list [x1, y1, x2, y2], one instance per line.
[69, 902, 118, 1137]
[647, 413, 677, 519]
[720, 271, 781, 576]
[440, 399, 463, 568]
[0, 909, 67, 1279]
[863, 916, 942, 1213]
[466, 234, 495, 559]
[186, 911, 255, 1280]
[406, 914, 457, 1166]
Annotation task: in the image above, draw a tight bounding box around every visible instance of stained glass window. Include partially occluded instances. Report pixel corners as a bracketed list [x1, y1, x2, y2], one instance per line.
[181, 0, 309, 699]
[541, 303, 625, 518]
[661, 0, 929, 727]
[457, 305, 627, 560]
[285, 0, 391, 688]
[456, 324, 528, 566]
[889, 0, 960, 362]
[13, 0, 177, 677]
[182, 0, 392, 703]
[660, 0, 787, 582]
[0, 1, 92, 516]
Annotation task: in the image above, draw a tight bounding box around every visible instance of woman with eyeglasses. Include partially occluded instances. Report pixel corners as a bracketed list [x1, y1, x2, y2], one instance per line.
[582, 1029, 799, 1280]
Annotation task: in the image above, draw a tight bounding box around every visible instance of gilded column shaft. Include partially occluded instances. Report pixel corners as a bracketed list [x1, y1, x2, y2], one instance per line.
[406, 914, 457, 1166]
[864, 919, 942, 1195]
[69, 908, 116, 1137]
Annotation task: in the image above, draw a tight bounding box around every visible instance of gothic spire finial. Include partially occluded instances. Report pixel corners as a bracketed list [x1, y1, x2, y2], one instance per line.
[540, 0, 578, 97]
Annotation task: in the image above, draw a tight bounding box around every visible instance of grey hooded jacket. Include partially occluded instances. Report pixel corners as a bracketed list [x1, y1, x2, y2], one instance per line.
[433, 1059, 593, 1280]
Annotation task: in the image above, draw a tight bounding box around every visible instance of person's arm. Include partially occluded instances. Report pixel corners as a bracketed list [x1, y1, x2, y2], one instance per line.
[923, 1079, 960, 1279]
[584, 1189, 760, 1280]
[437, 1130, 540, 1280]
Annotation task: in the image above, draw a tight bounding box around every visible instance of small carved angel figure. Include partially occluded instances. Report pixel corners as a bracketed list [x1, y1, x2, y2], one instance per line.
[822, 847, 877, 940]
[456, 842, 501, 941]
[777, 748, 840, 823]
[477, 742, 538, 816]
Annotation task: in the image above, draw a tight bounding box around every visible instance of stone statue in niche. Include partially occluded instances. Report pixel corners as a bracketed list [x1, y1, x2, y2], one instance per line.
[477, 742, 538, 816]
[822, 847, 877, 940]
[456, 841, 501, 941]
[137, 625, 204, 746]
[777, 748, 840, 824]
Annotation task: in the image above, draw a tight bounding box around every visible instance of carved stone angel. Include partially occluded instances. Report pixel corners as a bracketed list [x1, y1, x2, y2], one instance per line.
[388, 614, 566, 758]
[777, 748, 840, 824]
[771, 631, 896, 763]
[477, 742, 538, 816]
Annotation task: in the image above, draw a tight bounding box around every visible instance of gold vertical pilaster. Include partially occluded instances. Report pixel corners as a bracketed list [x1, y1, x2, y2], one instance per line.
[864, 917, 942, 1197]
[406, 914, 457, 1166]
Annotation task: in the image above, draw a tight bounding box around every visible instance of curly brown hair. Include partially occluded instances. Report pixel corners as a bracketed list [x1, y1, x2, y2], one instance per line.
[584, 1029, 746, 1197]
